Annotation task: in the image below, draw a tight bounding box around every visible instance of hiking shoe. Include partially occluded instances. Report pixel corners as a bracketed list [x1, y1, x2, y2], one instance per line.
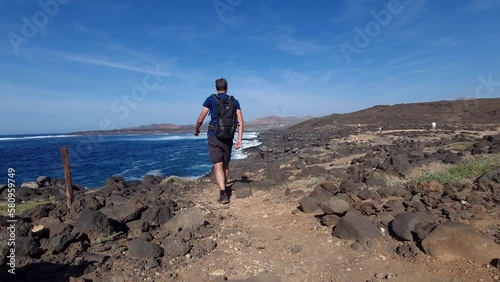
[219, 193, 230, 204]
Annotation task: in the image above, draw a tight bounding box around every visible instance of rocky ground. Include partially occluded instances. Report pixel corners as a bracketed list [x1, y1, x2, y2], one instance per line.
[1, 99, 500, 282]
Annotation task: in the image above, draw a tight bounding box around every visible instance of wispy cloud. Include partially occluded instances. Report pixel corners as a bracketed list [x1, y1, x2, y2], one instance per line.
[394, 0, 427, 27]
[389, 49, 435, 65]
[61, 54, 170, 77]
[465, 0, 500, 12]
[434, 37, 464, 46]
[147, 24, 224, 41]
[332, 0, 377, 22]
[277, 37, 329, 56]
[393, 62, 462, 76]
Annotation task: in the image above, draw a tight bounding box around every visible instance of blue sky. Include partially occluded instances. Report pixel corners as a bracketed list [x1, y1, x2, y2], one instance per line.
[0, 0, 499, 134]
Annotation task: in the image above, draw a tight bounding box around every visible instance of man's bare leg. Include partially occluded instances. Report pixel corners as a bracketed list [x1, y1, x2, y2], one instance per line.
[214, 162, 226, 192]
[214, 162, 230, 203]
[224, 163, 230, 187]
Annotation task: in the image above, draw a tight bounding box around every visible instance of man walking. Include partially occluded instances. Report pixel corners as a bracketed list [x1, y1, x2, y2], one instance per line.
[194, 78, 244, 204]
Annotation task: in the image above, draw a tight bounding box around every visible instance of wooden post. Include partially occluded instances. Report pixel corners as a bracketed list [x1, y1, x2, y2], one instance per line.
[60, 146, 74, 209]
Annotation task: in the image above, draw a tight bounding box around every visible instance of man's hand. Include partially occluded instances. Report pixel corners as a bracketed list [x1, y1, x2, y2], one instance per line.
[195, 107, 209, 137]
[235, 139, 242, 150]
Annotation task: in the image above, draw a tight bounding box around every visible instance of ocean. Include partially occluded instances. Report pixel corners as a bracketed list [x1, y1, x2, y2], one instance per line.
[0, 132, 261, 188]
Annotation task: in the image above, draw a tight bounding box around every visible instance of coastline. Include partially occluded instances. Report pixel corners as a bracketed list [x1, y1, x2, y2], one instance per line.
[0, 131, 267, 189]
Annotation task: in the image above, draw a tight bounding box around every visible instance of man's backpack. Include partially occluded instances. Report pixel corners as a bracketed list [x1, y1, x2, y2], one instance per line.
[211, 94, 237, 139]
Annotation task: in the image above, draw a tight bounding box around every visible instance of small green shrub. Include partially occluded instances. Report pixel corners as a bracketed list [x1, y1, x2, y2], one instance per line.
[0, 199, 59, 215]
[413, 157, 497, 186]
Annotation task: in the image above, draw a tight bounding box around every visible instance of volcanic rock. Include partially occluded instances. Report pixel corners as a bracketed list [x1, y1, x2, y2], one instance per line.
[333, 211, 382, 240]
[421, 221, 500, 264]
[73, 208, 114, 241]
[163, 208, 205, 236]
[298, 197, 319, 213]
[127, 239, 163, 259]
[390, 212, 439, 241]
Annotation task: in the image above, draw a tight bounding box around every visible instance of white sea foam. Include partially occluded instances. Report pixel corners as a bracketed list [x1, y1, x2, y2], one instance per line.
[242, 139, 262, 148]
[123, 176, 142, 182]
[0, 134, 78, 141]
[128, 135, 201, 141]
[231, 132, 262, 160]
[145, 169, 164, 177]
[232, 150, 247, 160]
[115, 165, 142, 177]
[242, 132, 259, 139]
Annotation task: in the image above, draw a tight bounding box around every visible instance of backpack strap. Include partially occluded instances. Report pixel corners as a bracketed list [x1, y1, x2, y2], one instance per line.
[212, 94, 222, 105]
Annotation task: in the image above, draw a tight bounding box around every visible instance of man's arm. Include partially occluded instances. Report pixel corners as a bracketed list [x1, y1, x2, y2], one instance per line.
[235, 109, 244, 149]
[194, 107, 209, 136]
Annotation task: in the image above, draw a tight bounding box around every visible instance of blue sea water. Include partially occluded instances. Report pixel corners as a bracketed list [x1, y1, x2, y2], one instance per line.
[0, 132, 260, 188]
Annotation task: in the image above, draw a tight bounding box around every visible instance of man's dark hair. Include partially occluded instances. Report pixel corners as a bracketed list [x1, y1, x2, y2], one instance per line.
[215, 78, 228, 91]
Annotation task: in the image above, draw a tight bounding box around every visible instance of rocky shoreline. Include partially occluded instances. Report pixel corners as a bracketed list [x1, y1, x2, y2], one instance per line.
[1, 122, 500, 281]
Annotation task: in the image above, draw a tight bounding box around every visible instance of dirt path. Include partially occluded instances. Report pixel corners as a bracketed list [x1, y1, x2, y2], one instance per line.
[175, 184, 498, 282]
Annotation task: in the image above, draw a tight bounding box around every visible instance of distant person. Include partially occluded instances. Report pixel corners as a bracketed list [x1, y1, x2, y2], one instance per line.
[431, 122, 437, 130]
[379, 125, 384, 133]
[194, 78, 244, 204]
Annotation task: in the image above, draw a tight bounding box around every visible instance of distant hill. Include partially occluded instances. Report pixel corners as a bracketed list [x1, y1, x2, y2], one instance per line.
[71, 116, 310, 135]
[247, 116, 313, 126]
[287, 98, 500, 132]
[72, 123, 194, 135]
[122, 123, 181, 130]
[72, 98, 500, 136]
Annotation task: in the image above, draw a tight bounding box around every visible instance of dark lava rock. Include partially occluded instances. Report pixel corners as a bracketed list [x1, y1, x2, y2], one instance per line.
[190, 238, 217, 258]
[71, 196, 104, 214]
[332, 211, 381, 240]
[298, 197, 319, 213]
[296, 165, 328, 178]
[391, 154, 410, 173]
[163, 209, 205, 236]
[340, 179, 363, 193]
[17, 235, 40, 257]
[396, 243, 420, 258]
[105, 176, 126, 186]
[319, 197, 350, 216]
[161, 237, 190, 257]
[320, 215, 340, 226]
[142, 175, 163, 186]
[127, 239, 163, 259]
[73, 208, 114, 241]
[21, 202, 56, 221]
[100, 198, 146, 224]
[141, 204, 174, 227]
[47, 231, 78, 254]
[377, 186, 410, 198]
[383, 199, 405, 214]
[37, 217, 71, 237]
[421, 221, 500, 264]
[390, 212, 439, 241]
[17, 219, 33, 237]
[320, 181, 340, 194]
[309, 186, 334, 202]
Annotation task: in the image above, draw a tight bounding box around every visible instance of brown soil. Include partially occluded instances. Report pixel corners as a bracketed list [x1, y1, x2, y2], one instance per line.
[165, 184, 499, 282]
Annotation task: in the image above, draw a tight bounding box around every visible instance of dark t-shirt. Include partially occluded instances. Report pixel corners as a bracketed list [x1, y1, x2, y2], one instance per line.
[202, 93, 241, 136]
